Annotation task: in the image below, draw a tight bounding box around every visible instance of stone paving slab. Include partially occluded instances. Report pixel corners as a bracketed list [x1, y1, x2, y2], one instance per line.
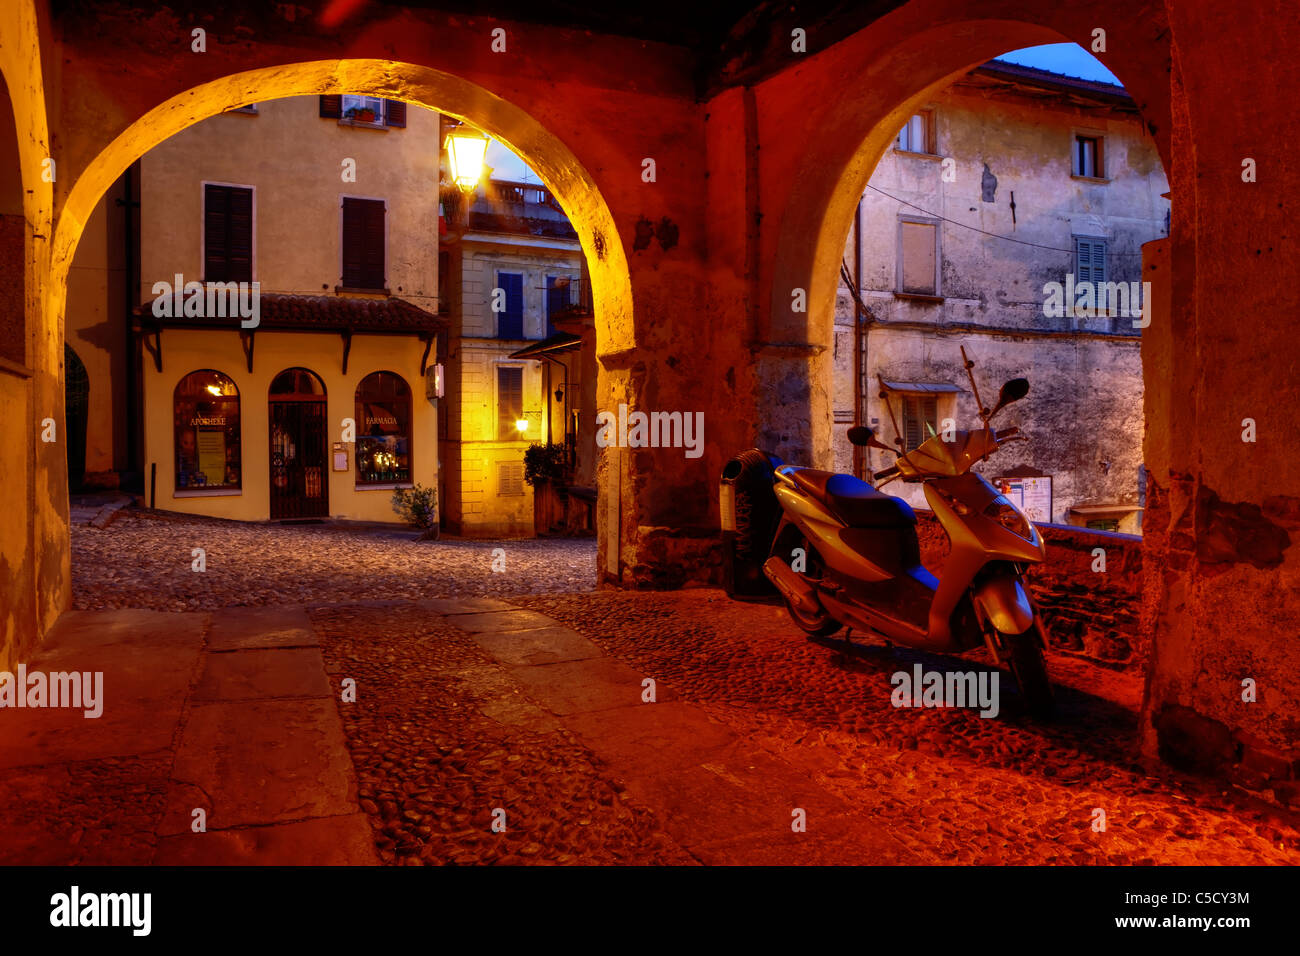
[0, 609, 204, 769]
[207, 605, 317, 650]
[506, 657, 663, 715]
[564, 702, 739, 763]
[453, 609, 559, 633]
[466, 625, 603, 666]
[154, 813, 379, 865]
[687, 812, 921, 865]
[193, 647, 333, 702]
[419, 597, 519, 616]
[163, 698, 358, 832]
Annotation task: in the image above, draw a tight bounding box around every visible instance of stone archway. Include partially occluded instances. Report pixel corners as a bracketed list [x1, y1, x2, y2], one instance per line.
[50, 59, 634, 362]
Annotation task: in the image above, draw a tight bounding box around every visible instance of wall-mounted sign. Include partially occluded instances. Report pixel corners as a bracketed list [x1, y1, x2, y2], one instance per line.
[332, 442, 349, 472]
[996, 474, 1053, 524]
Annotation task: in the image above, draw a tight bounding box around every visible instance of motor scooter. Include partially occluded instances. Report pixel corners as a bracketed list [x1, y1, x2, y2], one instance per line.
[758, 348, 1054, 716]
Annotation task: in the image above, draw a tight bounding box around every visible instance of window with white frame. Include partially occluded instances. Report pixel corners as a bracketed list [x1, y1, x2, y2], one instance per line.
[1073, 134, 1104, 178]
[895, 111, 935, 154]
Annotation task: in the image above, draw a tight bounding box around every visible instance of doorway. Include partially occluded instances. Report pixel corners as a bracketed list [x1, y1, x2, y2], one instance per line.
[269, 367, 328, 520]
[65, 343, 89, 488]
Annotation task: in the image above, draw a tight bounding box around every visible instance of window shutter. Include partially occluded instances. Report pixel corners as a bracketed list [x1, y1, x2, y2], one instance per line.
[203, 184, 227, 281]
[497, 273, 524, 339]
[320, 95, 342, 118]
[497, 366, 523, 440]
[227, 187, 252, 282]
[384, 100, 406, 128]
[499, 461, 524, 496]
[204, 184, 253, 283]
[342, 198, 386, 289]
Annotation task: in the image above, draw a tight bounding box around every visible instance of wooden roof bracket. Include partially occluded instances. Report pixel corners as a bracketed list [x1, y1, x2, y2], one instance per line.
[419, 332, 434, 375]
[239, 328, 255, 373]
[341, 329, 353, 375]
[142, 323, 163, 373]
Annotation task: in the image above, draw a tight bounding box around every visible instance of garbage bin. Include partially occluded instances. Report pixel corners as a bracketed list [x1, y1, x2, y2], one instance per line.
[720, 449, 780, 598]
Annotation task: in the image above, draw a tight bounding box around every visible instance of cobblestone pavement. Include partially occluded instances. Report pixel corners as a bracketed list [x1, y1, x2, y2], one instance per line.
[512, 590, 1300, 865]
[311, 602, 691, 865]
[41, 517, 1300, 864]
[71, 510, 596, 611]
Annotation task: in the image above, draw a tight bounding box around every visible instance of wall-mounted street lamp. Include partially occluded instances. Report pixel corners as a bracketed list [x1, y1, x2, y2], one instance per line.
[515, 418, 529, 434]
[445, 124, 489, 192]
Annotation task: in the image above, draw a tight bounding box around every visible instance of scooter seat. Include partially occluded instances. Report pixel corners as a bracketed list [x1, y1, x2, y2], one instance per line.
[788, 469, 917, 528]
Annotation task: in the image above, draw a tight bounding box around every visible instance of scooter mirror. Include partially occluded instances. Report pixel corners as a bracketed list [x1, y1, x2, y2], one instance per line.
[989, 378, 1030, 418]
[847, 425, 893, 451]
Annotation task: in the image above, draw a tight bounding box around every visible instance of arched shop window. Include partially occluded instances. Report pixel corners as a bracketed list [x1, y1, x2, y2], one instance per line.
[174, 369, 241, 490]
[354, 371, 411, 484]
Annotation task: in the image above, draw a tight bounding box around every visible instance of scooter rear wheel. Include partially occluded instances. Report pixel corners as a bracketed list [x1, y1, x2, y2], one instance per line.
[1001, 624, 1055, 719]
[785, 597, 842, 637]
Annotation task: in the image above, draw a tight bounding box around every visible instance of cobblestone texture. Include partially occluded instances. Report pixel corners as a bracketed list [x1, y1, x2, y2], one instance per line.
[71, 510, 596, 611]
[514, 589, 1300, 865]
[310, 604, 691, 865]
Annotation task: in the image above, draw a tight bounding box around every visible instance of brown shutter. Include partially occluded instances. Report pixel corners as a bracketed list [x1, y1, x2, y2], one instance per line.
[204, 184, 253, 283]
[341, 198, 386, 290]
[319, 95, 342, 118]
[384, 100, 406, 128]
[228, 187, 253, 282]
[203, 184, 227, 281]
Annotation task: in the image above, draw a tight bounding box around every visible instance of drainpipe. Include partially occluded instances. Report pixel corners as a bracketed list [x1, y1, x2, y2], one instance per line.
[117, 163, 142, 479]
[852, 196, 865, 479]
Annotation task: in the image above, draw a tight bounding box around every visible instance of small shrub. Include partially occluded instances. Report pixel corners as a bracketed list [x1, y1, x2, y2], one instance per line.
[392, 484, 439, 539]
[523, 442, 567, 487]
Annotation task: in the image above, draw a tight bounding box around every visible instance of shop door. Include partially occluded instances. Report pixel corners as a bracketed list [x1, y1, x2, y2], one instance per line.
[269, 368, 329, 519]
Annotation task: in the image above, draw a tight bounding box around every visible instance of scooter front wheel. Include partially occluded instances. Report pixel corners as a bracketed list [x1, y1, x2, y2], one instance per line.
[1001, 624, 1055, 719]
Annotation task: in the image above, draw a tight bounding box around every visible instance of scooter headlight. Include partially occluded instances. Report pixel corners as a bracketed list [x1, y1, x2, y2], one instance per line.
[984, 496, 1035, 542]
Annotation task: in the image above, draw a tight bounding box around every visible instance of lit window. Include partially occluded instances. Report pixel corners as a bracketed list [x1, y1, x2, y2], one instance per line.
[355, 371, 412, 484]
[174, 370, 242, 490]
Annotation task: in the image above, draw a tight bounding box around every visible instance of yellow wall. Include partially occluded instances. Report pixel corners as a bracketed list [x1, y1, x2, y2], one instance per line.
[142, 329, 437, 524]
[64, 177, 128, 475]
[139, 96, 441, 310]
[441, 237, 580, 536]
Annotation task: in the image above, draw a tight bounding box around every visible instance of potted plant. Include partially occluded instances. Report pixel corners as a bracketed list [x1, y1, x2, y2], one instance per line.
[392, 484, 439, 540]
[524, 443, 569, 536]
[346, 106, 376, 124]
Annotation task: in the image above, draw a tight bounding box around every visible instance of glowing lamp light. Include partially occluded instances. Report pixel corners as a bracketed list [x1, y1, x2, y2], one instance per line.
[515, 419, 529, 434]
[445, 126, 489, 192]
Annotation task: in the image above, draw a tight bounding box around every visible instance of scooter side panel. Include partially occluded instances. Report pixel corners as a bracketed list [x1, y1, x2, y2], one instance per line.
[773, 484, 898, 583]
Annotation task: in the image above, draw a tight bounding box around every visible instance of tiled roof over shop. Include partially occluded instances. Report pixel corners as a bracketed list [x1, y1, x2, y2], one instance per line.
[137, 292, 446, 333]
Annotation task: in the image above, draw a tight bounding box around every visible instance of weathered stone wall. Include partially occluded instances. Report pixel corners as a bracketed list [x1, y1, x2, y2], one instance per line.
[915, 512, 1144, 668]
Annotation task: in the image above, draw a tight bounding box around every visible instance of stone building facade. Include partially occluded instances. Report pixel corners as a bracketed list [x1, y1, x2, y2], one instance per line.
[833, 62, 1168, 534]
[438, 168, 583, 536]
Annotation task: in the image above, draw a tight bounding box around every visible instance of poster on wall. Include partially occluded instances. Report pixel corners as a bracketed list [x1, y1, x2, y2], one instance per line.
[996, 474, 1053, 524]
[196, 428, 227, 487]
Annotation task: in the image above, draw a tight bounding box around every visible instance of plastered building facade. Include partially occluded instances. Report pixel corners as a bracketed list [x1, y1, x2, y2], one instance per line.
[833, 63, 1167, 534]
